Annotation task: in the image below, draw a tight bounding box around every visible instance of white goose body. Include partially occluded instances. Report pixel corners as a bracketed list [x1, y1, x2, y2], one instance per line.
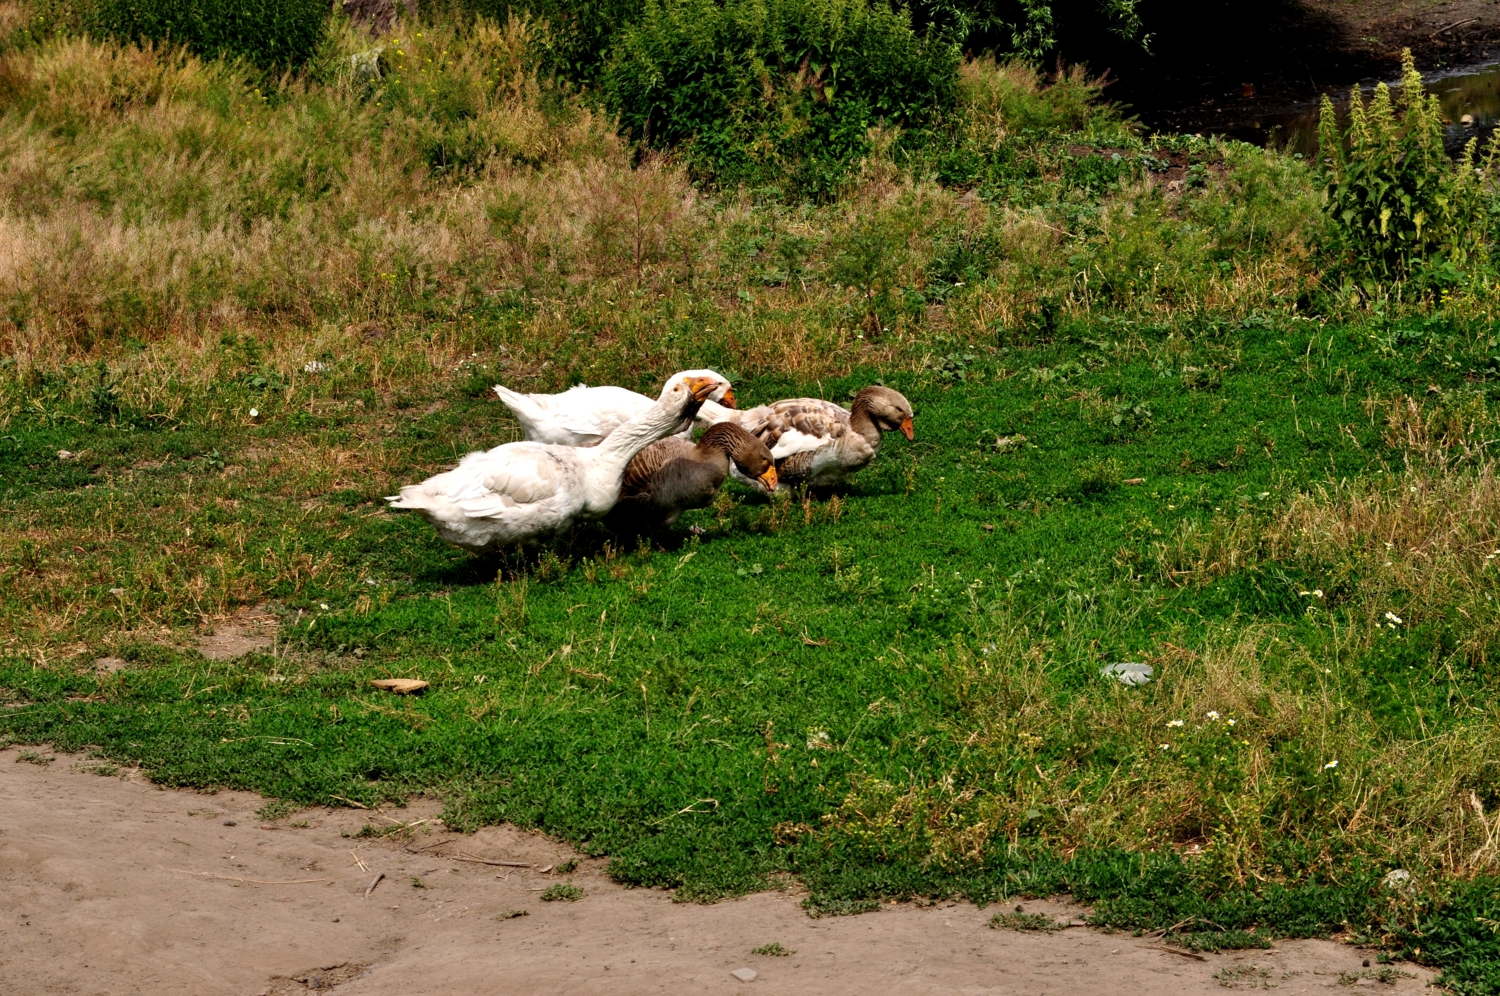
[389, 375, 725, 551]
[495, 370, 735, 446]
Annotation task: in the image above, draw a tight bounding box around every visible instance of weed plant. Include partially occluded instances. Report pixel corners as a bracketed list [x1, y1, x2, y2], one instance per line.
[1320, 50, 1500, 301]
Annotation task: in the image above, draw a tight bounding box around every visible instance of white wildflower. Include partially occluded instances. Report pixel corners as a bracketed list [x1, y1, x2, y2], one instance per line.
[1323, 760, 1338, 770]
[319, 603, 329, 610]
[303, 360, 326, 374]
[1226, 718, 1237, 726]
[1167, 719, 1185, 728]
[1206, 711, 1220, 721]
[249, 408, 259, 418]
[1159, 743, 1171, 750]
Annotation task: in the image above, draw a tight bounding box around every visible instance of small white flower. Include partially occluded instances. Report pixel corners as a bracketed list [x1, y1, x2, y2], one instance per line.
[1385, 561, 1393, 566]
[1385, 611, 1403, 625]
[1206, 711, 1220, 721]
[319, 603, 329, 610]
[1312, 589, 1324, 599]
[249, 408, 259, 418]
[1323, 760, 1338, 770]
[1159, 743, 1171, 750]
[303, 360, 326, 374]
[1226, 718, 1236, 726]
[1167, 719, 1185, 728]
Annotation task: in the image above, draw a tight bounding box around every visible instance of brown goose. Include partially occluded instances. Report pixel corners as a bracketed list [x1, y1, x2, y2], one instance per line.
[614, 423, 778, 525]
[698, 386, 913, 489]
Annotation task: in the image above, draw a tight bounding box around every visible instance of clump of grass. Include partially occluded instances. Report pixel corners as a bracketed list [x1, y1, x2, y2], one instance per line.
[497, 908, 529, 919]
[74, 760, 118, 776]
[553, 858, 578, 874]
[751, 942, 793, 956]
[15, 749, 52, 765]
[802, 897, 881, 917]
[540, 882, 584, 902]
[1213, 964, 1273, 989]
[988, 911, 1065, 932]
[256, 799, 300, 821]
[1166, 929, 1272, 952]
[1337, 967, 1415, 986]
[411, 877, 425, 888]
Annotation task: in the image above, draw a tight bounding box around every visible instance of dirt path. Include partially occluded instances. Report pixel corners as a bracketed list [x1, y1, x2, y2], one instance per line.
[0, 747, 1433, 995]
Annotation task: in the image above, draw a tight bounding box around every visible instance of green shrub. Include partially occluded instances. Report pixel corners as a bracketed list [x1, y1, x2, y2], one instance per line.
[34, 0, 330, 66]
[1319, 49, 1499, 296]
[602, 0, 959, 198]
[910, 0, 1144, 59]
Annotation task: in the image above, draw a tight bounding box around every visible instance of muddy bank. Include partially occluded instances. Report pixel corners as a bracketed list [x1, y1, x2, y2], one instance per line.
[0, 746, 1436, 995]
[1055, 0, 1500, 140]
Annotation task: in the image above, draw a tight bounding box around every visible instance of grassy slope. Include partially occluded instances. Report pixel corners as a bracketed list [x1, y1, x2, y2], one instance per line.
[5, 317, 1500, 988]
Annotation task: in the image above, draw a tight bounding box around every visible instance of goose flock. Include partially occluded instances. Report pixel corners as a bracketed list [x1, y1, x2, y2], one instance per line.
[388, 370, 913, 552]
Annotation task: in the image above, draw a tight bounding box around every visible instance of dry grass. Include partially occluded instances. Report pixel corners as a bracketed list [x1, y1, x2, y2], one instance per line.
[0, 19, 1335, 417]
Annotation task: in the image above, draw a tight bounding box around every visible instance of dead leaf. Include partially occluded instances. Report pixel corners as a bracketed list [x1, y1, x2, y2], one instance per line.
[370, 678, 429, 695]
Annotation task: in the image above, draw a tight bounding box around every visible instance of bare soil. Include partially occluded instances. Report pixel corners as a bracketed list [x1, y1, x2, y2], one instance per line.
[0, 747, 1435, 995]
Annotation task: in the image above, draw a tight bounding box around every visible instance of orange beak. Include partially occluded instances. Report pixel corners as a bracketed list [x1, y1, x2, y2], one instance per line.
[719, 386, 737, 409]
[684, 376, 719, 401]
[756, 466, 779, 492]
[899, 416, 914, 441]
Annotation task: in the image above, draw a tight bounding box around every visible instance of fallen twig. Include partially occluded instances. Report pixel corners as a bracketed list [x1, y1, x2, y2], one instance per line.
[350, 849, 369, 872]
[1435, 17, 1479, 36]
[330, 795, 369, 810]
[453, 853, 531, 868]
[165, 868, 328, 886]
[364, 871, 385, 898]
[1153, 946, 1207, 962]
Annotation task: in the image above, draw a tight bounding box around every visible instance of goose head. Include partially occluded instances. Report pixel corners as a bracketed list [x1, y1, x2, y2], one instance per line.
[667, 368, 736, 409]
[853, 386, 915, 441]
[700, 422, 777, 493]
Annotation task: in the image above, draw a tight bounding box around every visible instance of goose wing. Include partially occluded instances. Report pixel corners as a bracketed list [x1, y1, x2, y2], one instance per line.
[741, 398, 851, 461]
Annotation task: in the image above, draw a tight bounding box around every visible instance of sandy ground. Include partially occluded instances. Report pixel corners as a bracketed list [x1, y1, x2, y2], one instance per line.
[1, 746, 1435, 996]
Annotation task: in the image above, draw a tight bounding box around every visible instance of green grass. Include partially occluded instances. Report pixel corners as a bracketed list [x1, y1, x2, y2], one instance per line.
[5, 316, 1500, 989]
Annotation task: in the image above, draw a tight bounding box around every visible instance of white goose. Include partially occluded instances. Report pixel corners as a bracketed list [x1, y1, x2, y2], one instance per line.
[698, 386, 914, 490]
[388, 373, 727, 551]
[494, 370, 736, 447]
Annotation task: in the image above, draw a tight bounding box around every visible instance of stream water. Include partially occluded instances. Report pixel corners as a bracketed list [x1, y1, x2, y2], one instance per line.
[1201, 61, 1500, 157]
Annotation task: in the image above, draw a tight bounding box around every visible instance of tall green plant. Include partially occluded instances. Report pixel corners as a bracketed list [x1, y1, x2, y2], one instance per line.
[602, 0, 959, 199]
[1319, 49, 1499, 291]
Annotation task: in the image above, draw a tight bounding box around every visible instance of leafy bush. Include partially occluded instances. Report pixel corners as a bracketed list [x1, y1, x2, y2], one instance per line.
[602, 0, 959, 198]
[1319, 49, 1499, 296]
[909, 0, 1144, 59]
[33, 0, 330, 66]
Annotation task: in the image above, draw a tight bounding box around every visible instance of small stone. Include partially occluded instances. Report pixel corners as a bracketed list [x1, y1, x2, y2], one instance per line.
[731, 968, 758, 982]
[223, 820, 237, 826]
[1100, 662, 1153, 686]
